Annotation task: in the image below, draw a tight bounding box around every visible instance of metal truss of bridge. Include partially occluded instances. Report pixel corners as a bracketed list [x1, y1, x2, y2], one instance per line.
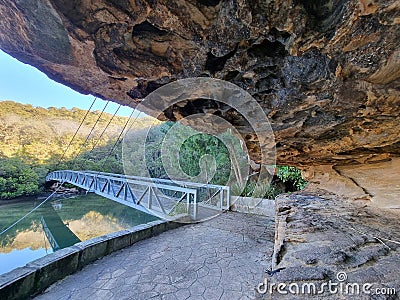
[46, 170, 230, 222]
[40, 205, 81, 252]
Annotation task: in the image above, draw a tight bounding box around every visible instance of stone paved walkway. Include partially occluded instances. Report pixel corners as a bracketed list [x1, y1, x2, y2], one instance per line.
[35, 212, 274, 300]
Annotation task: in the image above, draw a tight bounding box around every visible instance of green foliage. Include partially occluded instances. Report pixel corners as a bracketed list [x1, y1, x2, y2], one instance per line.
[125, 121, 246, 186]
[231, 165, 307, 199]
[0, 158, 43, 199]
[0, 101, 308, 201]
[231, 181, 285, 199]
[178, 133, 231, 185]
[277, 165, 308, 190]
[0, 101, 155, 199]
[0, 101, 155, 163]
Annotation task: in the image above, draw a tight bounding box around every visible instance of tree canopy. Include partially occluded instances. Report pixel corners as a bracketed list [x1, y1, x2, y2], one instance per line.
[0, 101, 155, 199]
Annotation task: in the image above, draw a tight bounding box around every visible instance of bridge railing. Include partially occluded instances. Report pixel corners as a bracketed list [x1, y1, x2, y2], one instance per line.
[46, 170, 230, 221]
[40, 216, 59, 251]
[81, 170, 230, 210]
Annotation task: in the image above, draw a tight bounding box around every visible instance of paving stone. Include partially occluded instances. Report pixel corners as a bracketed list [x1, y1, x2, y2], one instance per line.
[83, 290, 113, 300]
[154, 283, 179, 295]
[196, 266, 209, 278]
[161, 293, 178, 300]
[101, 277, 123, 290]
[172, 278, 197, 289]
[189, 281, 206, 296]
[36, 287, 71, 300]
[124, 274, 140, 285]
[220, 290, 247, 300]
[197, 275, 221, 288]
[175, 288, 190, 300]
[203, 286, 224, 300]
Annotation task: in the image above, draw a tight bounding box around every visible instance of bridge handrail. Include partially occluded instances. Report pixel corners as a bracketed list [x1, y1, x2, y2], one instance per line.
[81, 170, 230, 191]
[47, 171, 198, 194]
[46, 170, 231, 220]
[76, 171, 230, 208]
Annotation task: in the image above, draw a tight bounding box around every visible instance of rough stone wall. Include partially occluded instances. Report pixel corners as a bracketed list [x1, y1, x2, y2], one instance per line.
[303, 157, 400, 208]
[267, 191, 400, 299]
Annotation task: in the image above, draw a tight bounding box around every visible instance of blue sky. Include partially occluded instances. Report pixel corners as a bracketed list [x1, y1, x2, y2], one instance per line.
[0, 50, 135, 117]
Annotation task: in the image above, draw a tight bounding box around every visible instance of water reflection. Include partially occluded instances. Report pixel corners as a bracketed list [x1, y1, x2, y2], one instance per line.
[40, 206, 81, 251]
[0, 194, 158, 275]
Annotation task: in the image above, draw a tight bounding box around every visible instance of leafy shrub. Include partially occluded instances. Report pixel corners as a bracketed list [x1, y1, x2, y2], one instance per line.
[231, 181, 285, 199]
[0, 157, 42, 199]
[277, 166, 307, 190]
[231, 165, 307, 200]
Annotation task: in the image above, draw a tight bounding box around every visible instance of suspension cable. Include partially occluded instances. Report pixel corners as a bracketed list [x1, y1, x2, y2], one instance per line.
[78, 100, 110, 153]
[70, 100, 110, 169]
[106, 108, 142, 161]
[1, 97, 100, 236]
[88, 104, 122, 153]
[1, 101, 134, 236]
[96, 106, 141, 175]
[56, 97, 97, 167]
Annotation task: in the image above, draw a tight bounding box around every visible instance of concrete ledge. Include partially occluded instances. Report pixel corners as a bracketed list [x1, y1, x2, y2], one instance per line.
[28, 247, 81, 294]
[0, 220, 183, 300]
[231, 196, 275, 216]
[0, 267, 37, 300]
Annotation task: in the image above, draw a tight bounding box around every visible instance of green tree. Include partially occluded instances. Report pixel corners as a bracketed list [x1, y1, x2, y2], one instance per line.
[179, 133, 231, 185]
[0, 158, 41, 199]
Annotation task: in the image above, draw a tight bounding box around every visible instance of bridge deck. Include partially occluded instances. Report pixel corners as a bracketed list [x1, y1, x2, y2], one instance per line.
[46, 170, 230, 222]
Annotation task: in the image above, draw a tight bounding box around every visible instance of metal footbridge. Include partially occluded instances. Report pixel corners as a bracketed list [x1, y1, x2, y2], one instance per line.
[46, 170, 230, 222]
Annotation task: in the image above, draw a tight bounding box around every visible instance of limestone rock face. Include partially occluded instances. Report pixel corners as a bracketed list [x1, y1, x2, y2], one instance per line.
[270, 192, 400, 298]
[0, 1, 399, 168]
[303, 157, 400, 208]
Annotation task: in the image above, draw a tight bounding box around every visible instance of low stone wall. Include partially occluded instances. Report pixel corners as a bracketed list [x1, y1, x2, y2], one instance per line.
[230, 196, 275, 216]
[0, 220, 183, 300]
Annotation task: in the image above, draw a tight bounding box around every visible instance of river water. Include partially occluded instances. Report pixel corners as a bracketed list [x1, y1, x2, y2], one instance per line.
[0, 194, 158, 276]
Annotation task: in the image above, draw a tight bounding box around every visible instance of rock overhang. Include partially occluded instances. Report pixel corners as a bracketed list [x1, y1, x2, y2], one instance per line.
[0, 0, 399, 205]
